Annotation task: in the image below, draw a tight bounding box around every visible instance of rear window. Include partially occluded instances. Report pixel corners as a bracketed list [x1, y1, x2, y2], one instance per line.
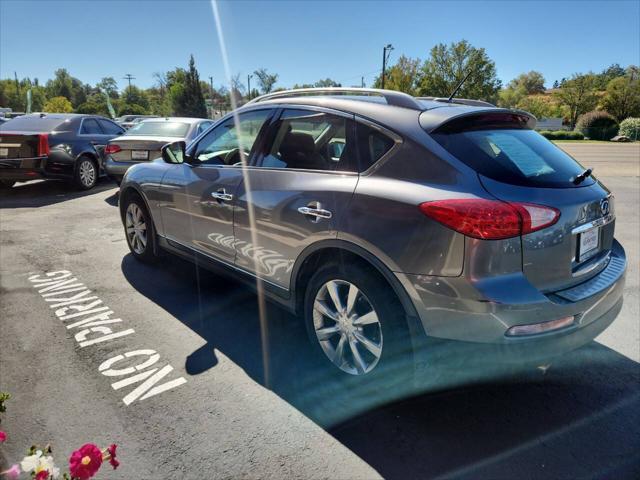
[126, 121, 190, 137]
[0, 116, 68, 132]
[432, 124, 592, 188]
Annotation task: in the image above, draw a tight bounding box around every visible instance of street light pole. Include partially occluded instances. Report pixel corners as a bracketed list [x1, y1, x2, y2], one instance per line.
[247, 74, 253, 99]
[208, 76, 215, 119]
[381, 44, 393, 89]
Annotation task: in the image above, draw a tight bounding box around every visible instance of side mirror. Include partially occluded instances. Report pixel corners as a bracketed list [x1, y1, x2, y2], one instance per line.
[161, 141, 187, 164]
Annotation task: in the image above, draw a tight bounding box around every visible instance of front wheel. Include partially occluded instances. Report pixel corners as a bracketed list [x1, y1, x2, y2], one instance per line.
[304, 262, 412, 378]
[123, 195, 158, 263]
[74, 156, 98, 190]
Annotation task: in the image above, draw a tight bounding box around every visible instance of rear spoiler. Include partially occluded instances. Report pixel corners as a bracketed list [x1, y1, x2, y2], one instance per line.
[419, 108, 537, 133]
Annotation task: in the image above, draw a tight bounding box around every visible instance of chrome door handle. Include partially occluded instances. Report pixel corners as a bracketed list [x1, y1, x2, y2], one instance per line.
[211, 189, 233, 202]
[298, 206, 332, 219]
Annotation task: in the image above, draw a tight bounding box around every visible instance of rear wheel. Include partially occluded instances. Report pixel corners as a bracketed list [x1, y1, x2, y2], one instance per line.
[74, 156, 98, 190]
[304, 262, 412, 378]
[123, 195, 158, 263]
[0, 180, 15, 189]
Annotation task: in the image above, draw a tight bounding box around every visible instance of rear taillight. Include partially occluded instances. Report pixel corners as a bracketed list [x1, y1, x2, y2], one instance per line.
[419, 199, 560, 240]
[38, 134, 49, 156]
[105, 144, 121, 155]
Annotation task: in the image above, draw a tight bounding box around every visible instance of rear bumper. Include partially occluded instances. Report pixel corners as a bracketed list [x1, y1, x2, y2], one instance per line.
[398, 239, 626, 361]
[0, 156, 73, 181]
[104, 157, 137, 181]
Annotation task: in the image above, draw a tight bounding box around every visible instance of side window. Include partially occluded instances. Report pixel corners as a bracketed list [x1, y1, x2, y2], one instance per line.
[197, 121, 213, 136]
[259, 109, 356, 172]
[80, 118, 103, 135]
[355, 122, 396, 171]
[192, 110, 271, 165]
[98, 119, 125, 135]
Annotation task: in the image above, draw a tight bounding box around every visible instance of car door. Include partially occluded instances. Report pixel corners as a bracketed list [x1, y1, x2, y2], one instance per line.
[97, 118, 125, 168]
[233, 107, 360, 289]
[159, 109, 274, 263]
[78, 117, 111, 163]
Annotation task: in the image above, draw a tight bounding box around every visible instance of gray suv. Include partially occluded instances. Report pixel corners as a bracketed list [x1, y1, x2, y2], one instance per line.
[118, 88, 626, 378]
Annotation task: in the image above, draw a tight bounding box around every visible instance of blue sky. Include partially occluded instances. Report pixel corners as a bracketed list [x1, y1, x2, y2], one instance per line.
[1, 0, 639, 92]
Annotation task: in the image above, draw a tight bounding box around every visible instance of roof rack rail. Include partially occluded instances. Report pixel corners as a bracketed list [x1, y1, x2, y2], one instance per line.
[417, 96, 496, 107]
[247, 88, 424, 110]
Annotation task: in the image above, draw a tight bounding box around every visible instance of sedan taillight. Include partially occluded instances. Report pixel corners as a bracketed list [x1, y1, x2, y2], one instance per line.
[105, 144, 122, 155]
[419, 199, 560, 240]
[38, 134, 49, 156]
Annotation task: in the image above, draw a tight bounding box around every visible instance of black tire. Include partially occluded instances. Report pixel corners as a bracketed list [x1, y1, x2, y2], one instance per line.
[122, 193, 158, 264]
[73, 156, 98, 190]
[0, 180, 15, 189]
[303, 261, 413, 380]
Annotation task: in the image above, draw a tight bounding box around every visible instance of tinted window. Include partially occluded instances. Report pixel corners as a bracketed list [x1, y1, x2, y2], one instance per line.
[259, 109, 356, 172]
[126, 121, 190, 137]
[193, 110, 271, 165]
[80, 118, 103, 134]
[432, 128, 591, 188]
[356, 123, 395, 171]
[98, 119, 124, 135]
[197, 122, 213, 136]
[0, 116, 68, 132]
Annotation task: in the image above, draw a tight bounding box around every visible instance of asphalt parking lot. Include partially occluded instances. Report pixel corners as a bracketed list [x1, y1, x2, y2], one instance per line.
[1, 143, 639, 479]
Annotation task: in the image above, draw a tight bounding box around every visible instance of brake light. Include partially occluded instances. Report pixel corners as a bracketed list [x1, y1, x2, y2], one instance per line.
[105, 144, 122, 155]
[38, 134, 49, 156]
[419, 199, 560, 240]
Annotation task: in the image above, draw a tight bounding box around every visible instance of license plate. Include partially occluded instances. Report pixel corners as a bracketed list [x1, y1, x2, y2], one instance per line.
[578, 227, 599, 261]
[131, 150, 148, 160]
[0, 147, 8, 157]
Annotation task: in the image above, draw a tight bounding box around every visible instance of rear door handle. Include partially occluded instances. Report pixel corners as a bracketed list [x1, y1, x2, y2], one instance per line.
[211, 188, 233, 202]
[298, 202, 332, 223]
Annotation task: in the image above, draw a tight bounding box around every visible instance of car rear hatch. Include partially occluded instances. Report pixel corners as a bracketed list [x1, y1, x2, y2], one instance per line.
[0, 132, 46, 159]
[429, 111, 616, 293]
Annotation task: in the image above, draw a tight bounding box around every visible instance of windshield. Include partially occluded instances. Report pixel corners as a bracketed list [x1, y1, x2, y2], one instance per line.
[125, 121, 190, 137]
[432, 128, 593, 188]
[0, 116, 69, 132]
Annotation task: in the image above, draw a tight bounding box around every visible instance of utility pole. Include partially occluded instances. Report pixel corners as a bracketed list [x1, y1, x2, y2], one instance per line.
[122, 74, 135, 91]
[361, 76, 365, 88]
[247, 74, 253, 99]
[381, 44, 394, 89]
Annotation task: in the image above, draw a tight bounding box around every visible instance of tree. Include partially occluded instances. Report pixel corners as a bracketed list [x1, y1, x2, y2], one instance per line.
[254, 68, 278, 94]
[594, 63, 627, 89]
[96, 77, 119, 98]
[554, 74, 599, 129]
[314, 78, 341, 88]
[601, 76, 640, 121]
[169, 55, 207, 117]
[372, 55, 420, 94]
[43, 96, 73, 113]
[417, 40, 501, 102]
[507, 71, 546, 94]
[46, 69, 86, 108]
[552, 80, 559, 89]
[497, 85, 527, 109]
[123, 85, 149, 110]
[516, 95, 564, 119]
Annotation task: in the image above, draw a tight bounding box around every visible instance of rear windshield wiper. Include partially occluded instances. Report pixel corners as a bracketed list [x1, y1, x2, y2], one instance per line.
[573, 168, 593, 185]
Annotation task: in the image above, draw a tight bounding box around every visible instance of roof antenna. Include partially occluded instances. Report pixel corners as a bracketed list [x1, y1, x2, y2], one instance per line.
[447, 70, 472, 103]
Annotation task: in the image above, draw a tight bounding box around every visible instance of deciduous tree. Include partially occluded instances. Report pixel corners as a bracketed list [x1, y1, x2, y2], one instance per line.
[554, 74, 599, 129]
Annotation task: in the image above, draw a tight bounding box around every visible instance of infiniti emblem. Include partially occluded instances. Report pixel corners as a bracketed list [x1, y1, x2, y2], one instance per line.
[600, 198, 610, 216]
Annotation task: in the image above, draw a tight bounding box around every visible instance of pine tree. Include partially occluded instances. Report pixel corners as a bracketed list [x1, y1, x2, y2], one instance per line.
[182, 55, 207, 118]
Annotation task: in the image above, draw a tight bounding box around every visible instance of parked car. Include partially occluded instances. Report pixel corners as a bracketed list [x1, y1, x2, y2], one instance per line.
[115, 115, 159, 130]
[118, 88, 626, 379]
[0, 113, 125, 189]
[104, 117, 214, 184]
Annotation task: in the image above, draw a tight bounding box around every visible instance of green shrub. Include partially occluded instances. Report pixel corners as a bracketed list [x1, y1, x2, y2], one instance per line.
[618, 117, 640, 141]
[538, 130, 585, 140]
[576, 111, 619, 140]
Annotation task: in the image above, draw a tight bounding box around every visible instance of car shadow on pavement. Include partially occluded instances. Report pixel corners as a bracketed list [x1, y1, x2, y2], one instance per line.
[0, 178, 117, 208]
[121, 253, 640, 480]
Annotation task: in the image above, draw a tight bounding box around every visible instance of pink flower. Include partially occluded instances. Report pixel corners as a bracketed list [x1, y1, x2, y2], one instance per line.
[2, 464, 20, 480]
[0, 430, 6, 442]
[106, 443, 119, 470]
[35, 470, 49, 480]
[69, 443, 103, 480]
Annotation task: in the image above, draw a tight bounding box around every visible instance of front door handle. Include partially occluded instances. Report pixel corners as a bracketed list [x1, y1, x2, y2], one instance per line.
[298, 202, 332, 223]
[211, 188, 233, 202]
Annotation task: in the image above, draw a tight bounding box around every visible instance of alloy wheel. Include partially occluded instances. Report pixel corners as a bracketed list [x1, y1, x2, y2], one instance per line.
[79, 159, 96, 187]
[125, 203, 147, 254]
[312, 279, 383, 375]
